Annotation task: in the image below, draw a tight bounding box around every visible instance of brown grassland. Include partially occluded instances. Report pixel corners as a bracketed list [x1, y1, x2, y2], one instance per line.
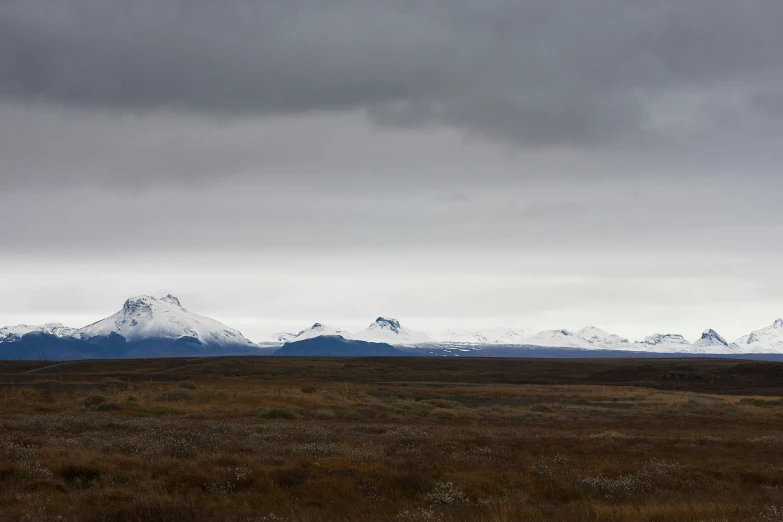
[0, 357, 782, 521]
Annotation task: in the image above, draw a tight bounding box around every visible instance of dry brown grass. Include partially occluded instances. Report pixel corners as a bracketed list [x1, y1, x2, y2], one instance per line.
[0, 358, 781, 521]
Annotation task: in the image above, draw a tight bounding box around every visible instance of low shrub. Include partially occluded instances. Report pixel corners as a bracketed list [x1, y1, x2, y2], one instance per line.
[429, 409, 458, 420]
[101, 378, 128, 390]
[214, 468, 253, 494]
[422, 399, 463, 409]
[426, 482, 471, 505]
[156, 390, 192, 402]
[740, 398, 781, 408]
[312, 409, 336, 420]
[84, 395, 108, 408]
[256, 408, 299, 419]
[95, 402, 123, 412]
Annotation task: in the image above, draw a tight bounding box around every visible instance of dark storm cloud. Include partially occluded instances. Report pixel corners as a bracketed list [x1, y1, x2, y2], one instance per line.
[2, 0, 783, 147]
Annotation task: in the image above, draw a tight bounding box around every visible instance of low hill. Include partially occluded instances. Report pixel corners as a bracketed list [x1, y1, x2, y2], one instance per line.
[274, 335, 403, 357]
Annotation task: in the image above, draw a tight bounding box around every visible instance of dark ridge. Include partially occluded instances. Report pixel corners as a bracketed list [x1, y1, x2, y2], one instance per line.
[274, 335, 403, 357]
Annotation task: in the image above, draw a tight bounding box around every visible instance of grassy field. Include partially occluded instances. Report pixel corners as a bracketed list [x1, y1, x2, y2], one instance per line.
[0, 357, 782, 521]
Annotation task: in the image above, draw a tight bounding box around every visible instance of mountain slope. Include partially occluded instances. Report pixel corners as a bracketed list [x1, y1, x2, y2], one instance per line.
[522, 329, 592, 349]
[353, 317, 434, 345]
[266, 332, 297, 344]
[735, 319, 783, 353]
[0, 332, 105, 361]
[435, 328, 528, 345]
[575, 327, 631, 349]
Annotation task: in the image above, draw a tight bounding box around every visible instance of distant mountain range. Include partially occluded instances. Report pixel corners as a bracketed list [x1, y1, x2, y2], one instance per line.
[263, 317, 783, 355]
[1, 294, 783, 360]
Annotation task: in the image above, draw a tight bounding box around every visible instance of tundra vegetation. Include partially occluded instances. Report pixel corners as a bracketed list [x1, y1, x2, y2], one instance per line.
[0, 357, 782, 521]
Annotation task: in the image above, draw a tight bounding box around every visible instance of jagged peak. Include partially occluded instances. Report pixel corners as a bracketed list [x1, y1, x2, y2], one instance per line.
[122, 295, 156, 314]
[297, 323, 325, 336]
[160, 294, 182, 307]
[698, 329, 728, 345]
[643, 333, 689, 345]
[121, 294, 183, 314]
[374, 317, 401, 332]
[774, 318, 783, 328]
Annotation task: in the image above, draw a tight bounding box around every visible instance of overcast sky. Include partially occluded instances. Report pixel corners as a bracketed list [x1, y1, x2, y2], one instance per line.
[1, 0, 783, 342]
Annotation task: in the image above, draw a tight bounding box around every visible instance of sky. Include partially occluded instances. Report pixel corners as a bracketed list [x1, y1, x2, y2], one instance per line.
[1, 0, 783, 343]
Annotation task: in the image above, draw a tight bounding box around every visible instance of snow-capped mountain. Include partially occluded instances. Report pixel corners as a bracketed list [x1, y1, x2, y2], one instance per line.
[0, 323, 76, 343]
[575, 326, 631, 349]
[694, 329, 729, 347]
[520, 326, 633, 350]
[523, 329, 592, 349]
[688, 329, 740, 354]
[73, 294, 257, 349]
[481, 327, 529, 344]
[734, 319, 783, 353]
[635, 333, 692, 352]
[290, 323, 354, 341]
[266, 332, 297, 344]
[354, 317, 434, 345]
[435, 328, 528, 345]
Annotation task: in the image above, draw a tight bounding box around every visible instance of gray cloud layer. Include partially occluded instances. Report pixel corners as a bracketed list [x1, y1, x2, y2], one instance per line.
[3, 0, 783, 148]
[2, 0, 783, 340]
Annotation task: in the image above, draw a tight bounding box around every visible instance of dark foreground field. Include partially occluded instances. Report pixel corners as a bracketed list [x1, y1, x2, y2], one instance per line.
[1, 357, 782, 521]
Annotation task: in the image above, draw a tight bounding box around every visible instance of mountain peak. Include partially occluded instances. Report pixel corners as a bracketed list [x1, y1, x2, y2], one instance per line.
[121, 294, 184, 315]
[575, 326, 630, 347]
[774, 318, 783, 328]
[523, 328, 596, 349]
[292, 323, 353, 341]
[374, 317, 401, 332]
[641, 333, 690, 346]
[696, 329, 728, 346]
[122, 295, 155, 315]
[354, 317, 432, 345]
[160, 294, 182, 307]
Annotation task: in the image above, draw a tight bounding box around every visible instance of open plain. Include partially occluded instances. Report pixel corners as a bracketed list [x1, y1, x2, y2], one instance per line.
[0, 357, 782, 521]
